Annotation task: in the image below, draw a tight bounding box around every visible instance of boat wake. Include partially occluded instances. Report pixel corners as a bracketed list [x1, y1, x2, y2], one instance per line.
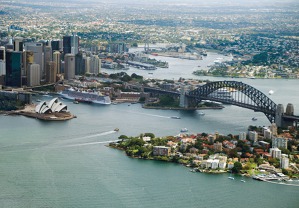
[62, 140, 121, 148]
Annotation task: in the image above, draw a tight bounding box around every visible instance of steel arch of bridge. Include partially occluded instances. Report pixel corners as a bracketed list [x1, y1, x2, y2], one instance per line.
[187, 81, 277, 123]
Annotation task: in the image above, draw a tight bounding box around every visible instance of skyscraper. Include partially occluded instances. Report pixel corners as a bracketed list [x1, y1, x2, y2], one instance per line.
[27, 63, 40, 87]
[45, 61, 57, 83]
[90, 55, 101, 75]
[51, 40, 61, 51]
[63, 36, 72, 55]
[5, 50, 22, 87]
[53, 51, 61, 74]
[25, 42, 44, 79]
[63, 33, 79, 55]
[71, 33, 79, 55]
[0, 46, 5, 76]
[64, 54, 75, 80]
[44, 45, 52, 72]
[75, 52, 85, 75]
[13, 37, 23, 52]
[22, 51, 34, 76]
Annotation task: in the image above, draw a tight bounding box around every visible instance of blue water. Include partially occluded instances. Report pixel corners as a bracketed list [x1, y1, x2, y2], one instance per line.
[1, 52, 299, 207]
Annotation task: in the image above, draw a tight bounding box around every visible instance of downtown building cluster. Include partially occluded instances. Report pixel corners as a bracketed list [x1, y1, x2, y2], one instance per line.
[0, 33, 101, 88]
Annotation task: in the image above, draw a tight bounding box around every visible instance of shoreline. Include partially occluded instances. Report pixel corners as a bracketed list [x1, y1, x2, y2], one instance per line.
[142, 105, 224, 110]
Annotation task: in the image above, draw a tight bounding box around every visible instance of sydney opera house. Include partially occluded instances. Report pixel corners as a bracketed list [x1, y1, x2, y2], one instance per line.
[35, 98, 67, 114]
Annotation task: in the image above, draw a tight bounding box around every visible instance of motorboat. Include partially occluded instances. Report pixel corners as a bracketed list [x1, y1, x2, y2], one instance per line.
[228, 176, 235, 180]
[269, 90, 274, 95]
[252, 117, 257, 121]
[241, 179, 246, 182]
[171, 116, 181, 119]
[180, 128, 188, 132]
[114, 128, 119, 132]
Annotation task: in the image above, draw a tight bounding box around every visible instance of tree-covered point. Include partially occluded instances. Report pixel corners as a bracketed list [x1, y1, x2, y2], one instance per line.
[146, 95, 180, 108]
[0, 94, 25, 111]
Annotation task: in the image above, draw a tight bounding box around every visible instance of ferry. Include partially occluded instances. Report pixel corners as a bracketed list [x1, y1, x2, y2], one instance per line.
[58, 88, 111, 105]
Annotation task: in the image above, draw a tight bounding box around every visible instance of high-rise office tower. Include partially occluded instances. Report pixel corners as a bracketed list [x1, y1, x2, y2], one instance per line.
[51, 40, 61, 51]
[75, 52, 85, 75]
[53, 51, 61, 74]
[90, 55, 101, 75]
[5, 50, 22, 87]
[22, 51, 34, 76]
[27, 63, 40, 87]
[44, 45, 52, 70]
[64, 54, 75, 80]
[13, 37, 23, 52]
[63, 36, 72, 55]
[85, 56, 90, 73]
[63, 33, 79, 55]
[24, 42, 44, 79]
[0, 46, 5, 76]
[71, 33, 79, 55]
[45, 61, 57, 83]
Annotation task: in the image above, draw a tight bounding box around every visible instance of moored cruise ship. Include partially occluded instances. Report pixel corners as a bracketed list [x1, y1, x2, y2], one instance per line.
[58, 88, 111, 105]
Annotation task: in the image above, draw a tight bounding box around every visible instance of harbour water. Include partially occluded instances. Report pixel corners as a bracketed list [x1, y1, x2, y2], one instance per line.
[1, 52, 299, 207]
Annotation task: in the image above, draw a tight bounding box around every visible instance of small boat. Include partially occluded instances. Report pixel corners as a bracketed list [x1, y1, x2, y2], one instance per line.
[252, 117, 257, 121]
[269, 90, 274, 95]
[73, 100, 79, 104]
[228, 176, 235, 180]
[241, 179, 246, 182]
[114, 128, 119, 132]
[189, 169, 196, 173]
[198, 112, 205, 116]
[36, 99, 41, 102]
[181, 128, 188, 132]
[171, 116, 181, 119]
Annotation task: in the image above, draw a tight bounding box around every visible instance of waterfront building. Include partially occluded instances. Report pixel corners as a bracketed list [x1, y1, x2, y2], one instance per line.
[280, 155, 289, 169]
[213, 142, 223, 152]
[64, 54, 75, 80]
[0, 46, 5, 76]
[153, 146, 170, 156]
[272, 137, 288, 149]
[227, 162, 234, 169]
[25, 42, 44, 79]
[53, 51, 61, 74]
[5, 50, 22, 87]
[248, 131, 258, 142]
[45, 61, 57, 83]
[35, 98, 67, 114]
[208, 134, 216, 143]
[218, 161, 226, 169]
[264, 129, 272, 140]
[239, 132, 247, 141]
[211, 159, 219, 169]
[27, 63, 40, 86]
[13, 37, 23, 52]
[270, 147, 281, 159]
[142, 137, 151, 142]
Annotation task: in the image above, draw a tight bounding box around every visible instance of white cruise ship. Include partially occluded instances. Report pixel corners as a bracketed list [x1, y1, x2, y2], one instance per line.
[58, 88, 111, 105]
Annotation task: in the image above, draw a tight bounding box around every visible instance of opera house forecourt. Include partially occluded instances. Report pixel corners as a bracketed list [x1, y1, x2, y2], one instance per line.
[15, 98, 75, 121]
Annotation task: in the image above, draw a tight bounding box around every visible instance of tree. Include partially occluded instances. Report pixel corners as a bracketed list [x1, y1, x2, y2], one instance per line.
[232, 162, 242, 173]
[144, 133, 155, 139]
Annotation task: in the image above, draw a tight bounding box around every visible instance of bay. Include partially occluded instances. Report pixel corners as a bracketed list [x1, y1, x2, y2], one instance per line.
[0, 51, 299, 207]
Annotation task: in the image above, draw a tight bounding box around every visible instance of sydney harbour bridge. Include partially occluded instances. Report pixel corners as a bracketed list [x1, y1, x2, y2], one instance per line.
[144, 81, 299, 128]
